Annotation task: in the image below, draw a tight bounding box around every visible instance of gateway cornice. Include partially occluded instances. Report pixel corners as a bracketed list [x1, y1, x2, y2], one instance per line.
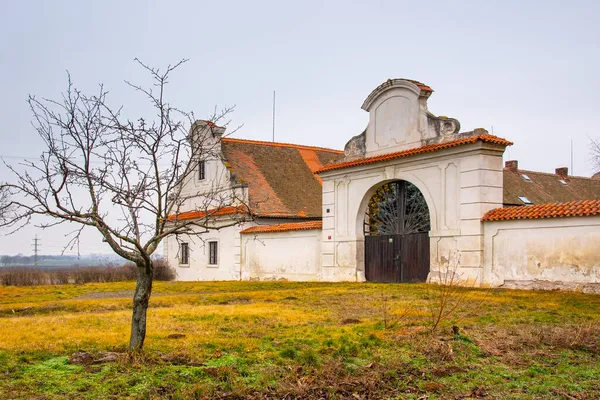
[317, 133, 512, 177]
[361, 79, 429, 111]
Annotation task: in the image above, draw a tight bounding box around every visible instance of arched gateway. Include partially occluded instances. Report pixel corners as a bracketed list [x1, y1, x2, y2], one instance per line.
[364, 180, 430, 282]
[317, 79, 512, 283]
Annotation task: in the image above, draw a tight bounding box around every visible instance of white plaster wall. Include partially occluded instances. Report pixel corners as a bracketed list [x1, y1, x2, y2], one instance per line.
[176, 124, 247, 214]
[164, 223, 247, 281]
[241, 229, 322, 281]
[178, 153, 246, 212]
[483, 216, 600, 285]
[364, 82, 425, 156]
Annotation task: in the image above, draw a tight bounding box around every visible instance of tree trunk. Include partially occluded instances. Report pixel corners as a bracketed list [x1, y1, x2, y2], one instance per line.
[129, 260, 153, 350]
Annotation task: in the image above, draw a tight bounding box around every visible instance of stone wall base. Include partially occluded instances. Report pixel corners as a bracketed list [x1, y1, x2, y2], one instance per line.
[501, 280, 600, 294]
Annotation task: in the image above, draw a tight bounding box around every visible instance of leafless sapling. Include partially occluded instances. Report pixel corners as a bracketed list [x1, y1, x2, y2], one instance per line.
[1, 59, 248, 350]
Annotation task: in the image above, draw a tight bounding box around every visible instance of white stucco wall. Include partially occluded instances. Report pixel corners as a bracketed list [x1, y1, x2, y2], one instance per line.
[176, 122, 247, 214]
[241, 229, 322, 281]
[483, 216, 600, 286]
[164, 223, 245, 281]
[363, 82, 424, 156]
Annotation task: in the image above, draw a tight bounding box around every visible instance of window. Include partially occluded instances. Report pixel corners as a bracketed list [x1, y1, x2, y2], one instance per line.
[558, 179, 568, 185]
[180, 242, 189, 265]
[198, 160, 206, 180]
[518, 196, 532, 205]
[521, 174, 532, 182]
[208, 241, 218, 265]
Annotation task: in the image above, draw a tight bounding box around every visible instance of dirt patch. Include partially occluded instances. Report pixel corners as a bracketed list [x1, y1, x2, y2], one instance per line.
[0, 304, 68, 317]
[217, 297, 252, 305]
[341, 318, 361, 325]
[75, 290, 134, 300]
[167, 333, 186, 339]
[68, 350, 122, 365]
[432, 365, 467, 377]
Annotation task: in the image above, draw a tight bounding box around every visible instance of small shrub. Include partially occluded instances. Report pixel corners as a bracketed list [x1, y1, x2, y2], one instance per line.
[279, 348, 298, 360]
[0, 268, 47, 286]
[425, 251, 491, 333]
[153, 258, 176, 281]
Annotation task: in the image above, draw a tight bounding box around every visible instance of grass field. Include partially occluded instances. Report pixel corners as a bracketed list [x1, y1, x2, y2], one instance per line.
[0, 281, 599, 399]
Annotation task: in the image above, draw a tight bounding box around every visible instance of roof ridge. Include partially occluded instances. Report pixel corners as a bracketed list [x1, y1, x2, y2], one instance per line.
[241, 220, 322, 234]
[508, 168, 596, 180]
[482, 199, 600, 222]
[222, 137, 343, 154]
[316, 133, 513, 174]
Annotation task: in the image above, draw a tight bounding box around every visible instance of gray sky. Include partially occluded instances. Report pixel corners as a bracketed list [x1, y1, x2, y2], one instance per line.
[1, 0, 599, 256]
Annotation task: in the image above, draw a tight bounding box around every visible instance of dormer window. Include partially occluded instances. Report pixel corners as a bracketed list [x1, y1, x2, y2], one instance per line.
[198, 160, 206, 180]
[521, 174, 532, 182]
[518, 196, 532, 205]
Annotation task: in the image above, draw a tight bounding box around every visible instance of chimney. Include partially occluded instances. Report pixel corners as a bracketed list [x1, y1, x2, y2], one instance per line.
[555, 167, 568, 177]
[505, 160, 518, 172]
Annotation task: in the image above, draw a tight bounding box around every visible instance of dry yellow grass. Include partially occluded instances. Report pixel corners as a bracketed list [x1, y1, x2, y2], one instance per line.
[1, 280, 599, 399]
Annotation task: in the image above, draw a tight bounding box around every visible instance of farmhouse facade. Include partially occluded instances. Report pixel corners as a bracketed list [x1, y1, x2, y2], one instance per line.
[164, 79, 600, 290]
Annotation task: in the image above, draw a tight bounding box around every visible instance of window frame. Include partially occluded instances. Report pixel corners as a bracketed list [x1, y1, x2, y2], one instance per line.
[198, 160, 206, 181]
[208, 241, 218, 266]
[180, 242, 190, 266]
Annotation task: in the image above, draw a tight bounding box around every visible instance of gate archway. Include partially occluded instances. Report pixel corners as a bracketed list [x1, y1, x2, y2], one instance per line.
[364, 180, 430, 282]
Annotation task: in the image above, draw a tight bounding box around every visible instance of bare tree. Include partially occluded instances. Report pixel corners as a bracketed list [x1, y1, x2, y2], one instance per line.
[1, 59, 247, 350]
[591, 137, 600, 174]
[0, 186, 10, 224]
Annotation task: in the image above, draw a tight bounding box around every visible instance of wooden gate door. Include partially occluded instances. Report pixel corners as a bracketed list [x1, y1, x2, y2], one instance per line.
[365, 234, 402, 282]
[399, 232, 430, 282]
[365, 232, 429, 283]
[364, 181, 431, 283]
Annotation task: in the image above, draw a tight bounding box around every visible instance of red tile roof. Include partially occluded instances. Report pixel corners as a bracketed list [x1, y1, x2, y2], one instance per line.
[503, 168, 600, 206]
[221, 138, 343, 218]
[222, 138, 343, 154]
[240, 220, 322, 234]
[481, 200, 600, 222]
[167, 206, 247, 221]
[316, 133, 513, 174]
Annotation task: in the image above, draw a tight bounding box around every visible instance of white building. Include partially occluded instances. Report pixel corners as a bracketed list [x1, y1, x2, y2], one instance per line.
[164, 79, 600, 290]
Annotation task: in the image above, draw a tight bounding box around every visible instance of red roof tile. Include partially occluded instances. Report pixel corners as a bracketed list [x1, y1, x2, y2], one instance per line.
[196, 119, 224, 129]
[240, 220, 322, 234]
[481, 200, 600, 221]
[167, 206, 246, 221]
[222, 138, 343, 154]
[503, 168, 600, 206]
[221, 138, 343, 218]
[316, 134, 513, 174]
[403, 79, 433, 92]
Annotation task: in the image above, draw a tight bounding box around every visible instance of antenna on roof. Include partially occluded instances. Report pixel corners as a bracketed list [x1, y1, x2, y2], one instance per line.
[570, 137, 573, 175]
[272, 90, 276, 142]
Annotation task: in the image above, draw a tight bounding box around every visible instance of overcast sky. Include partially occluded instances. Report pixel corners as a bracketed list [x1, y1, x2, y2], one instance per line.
[1, 0, 599, 256]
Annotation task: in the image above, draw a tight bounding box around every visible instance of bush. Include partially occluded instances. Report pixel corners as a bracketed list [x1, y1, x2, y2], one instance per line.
[0, 268, 47, 286]
[0, 258, 175, 286]
[153, 258, 176, 281]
